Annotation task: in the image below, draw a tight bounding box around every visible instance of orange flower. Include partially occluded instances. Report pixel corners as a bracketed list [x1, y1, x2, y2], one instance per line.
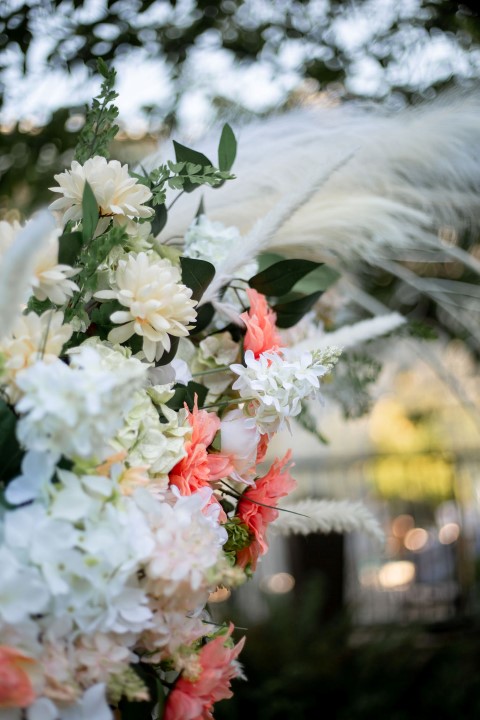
[0, 646, 37, 708]
[164, 624, 245, 720]
[169, 400, 233, 499]
[236, 451, 296, 570]
[240, 288, 282, 358]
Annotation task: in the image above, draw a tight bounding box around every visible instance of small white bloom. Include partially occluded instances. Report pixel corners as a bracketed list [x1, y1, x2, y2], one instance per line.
[231, 349, 330, 433]
[0, 310, 73, 402]
[0, 545, 50, 624]
[220, 408, 259, 484]
[5, 450, 57, 505]
[49, 157, 153, 224]
[15, 347, 146, 460]
[95, 252, 197, 362]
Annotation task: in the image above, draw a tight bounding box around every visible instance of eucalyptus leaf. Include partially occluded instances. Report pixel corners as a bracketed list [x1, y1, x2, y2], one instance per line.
[218, 123, 237, 171]
[173, 141, 214, 193]
[58, 231, 83, 266]
[81, 181, 99, 242]
[180, 256, 215, 301]
[249, 259, 322, 296]
[273, 290, 323, 328]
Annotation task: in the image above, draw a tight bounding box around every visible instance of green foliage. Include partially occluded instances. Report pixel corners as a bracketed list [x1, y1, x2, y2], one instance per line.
[166, 380, 209, 411]
[0, 398, 23, 486]
[272, 291, 324, 328]
[74, 60, 119, 164]
[218, 123, 237, 172]
[333, 352, 383, 419]
[180, 256, 216, 301]
[81, 181, 99, 242]
[190, 302, 215, 334]
[223, 517, 253, 554]
[58, 231, 83, 266]
[249, 259, 322, 296]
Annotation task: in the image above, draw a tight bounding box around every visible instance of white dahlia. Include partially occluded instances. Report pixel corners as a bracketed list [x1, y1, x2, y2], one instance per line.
[95, 252, 197, 362]
[0, 310, 73, 402]
[49, 157, 154, 224]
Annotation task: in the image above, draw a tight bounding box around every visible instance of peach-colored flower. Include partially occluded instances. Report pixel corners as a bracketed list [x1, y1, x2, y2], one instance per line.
[0, 645, 37, 708]
[236, 451, 296, 570]
[240, 288, 282, 358]
[169, 400, 233, 499]
[164, 624, 245, 720]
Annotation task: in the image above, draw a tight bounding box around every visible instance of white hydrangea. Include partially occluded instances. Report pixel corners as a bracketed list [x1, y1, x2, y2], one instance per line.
[0, 221, 78, 306]
[15, 347, 146, 460]
[49, 157, 154, 224]
[137, 487, 227, 610]
[95, 252, 197, 362]
[0, 310, 73, 402]
[230, 349, 331, 433]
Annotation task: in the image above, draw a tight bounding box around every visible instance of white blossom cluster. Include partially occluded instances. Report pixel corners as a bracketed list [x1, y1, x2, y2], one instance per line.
[231, 348, 332, 433]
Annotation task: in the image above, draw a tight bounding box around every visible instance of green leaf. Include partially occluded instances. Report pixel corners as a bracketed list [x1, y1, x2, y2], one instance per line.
[166, 380, 209, 411]
[173, 140, 212, 168]
[82, 181, 99, 242]
[273, 291, 323, 328]
[97, 57, 110, 78]
[151, 203, 167, 236]
[190, 302, 215, 334]
[249, 259, 322, 296]
[293, 265, 341, 295]
[180, 256, 215, 302]
[173, 141, 213, 193]
[0, 398, 23, 485]
[218, 123, 237, 171]
[58, 231, 83, 266]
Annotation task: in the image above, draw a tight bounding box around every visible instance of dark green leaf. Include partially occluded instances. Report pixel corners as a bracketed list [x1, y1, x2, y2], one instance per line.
[196, 195, 205, 218]
[249, 259, 322, 296]
[190, 302, 215, 334]
[273, 291, 323, 328]
[151, 203, 167, 235]
[82, 181, 99, 242]
[166, 380, 209, 411]
[180, 256, 215, 301]
[0, 398, 23, 485]
[293, 265, 341, 295]
[218, 123, 237, 171]
[58, 231, 83, 266]
[173, 140, 212, 168]
[156, 336, 180, 366]
[97, 57, 110, 78]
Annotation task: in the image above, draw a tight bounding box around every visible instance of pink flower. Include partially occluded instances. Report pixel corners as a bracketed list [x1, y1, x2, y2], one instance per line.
[0, 645, 37, 709]
[236, 452, 296, 570]
[169, 400, 233, 500]
[241, 288, 282, 358]
[164, 624, 245, 720]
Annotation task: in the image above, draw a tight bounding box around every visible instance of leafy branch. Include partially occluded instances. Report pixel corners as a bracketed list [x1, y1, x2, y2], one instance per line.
[75, 59, 119, 164]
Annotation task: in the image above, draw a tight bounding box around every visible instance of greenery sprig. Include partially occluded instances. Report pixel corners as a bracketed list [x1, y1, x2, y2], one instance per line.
[75, 59, 119, 164]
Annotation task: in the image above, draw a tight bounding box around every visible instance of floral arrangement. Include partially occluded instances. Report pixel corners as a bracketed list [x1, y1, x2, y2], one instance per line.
[0, 63, 386, 720]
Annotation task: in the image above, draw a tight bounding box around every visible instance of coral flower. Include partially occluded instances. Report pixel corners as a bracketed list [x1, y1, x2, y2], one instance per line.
[169, 400, 233, 499]
[164, 624, 245, 720]
[240, 288, 283, 358]
[236, 451, 296, 570]
[0, 646, 37, 708]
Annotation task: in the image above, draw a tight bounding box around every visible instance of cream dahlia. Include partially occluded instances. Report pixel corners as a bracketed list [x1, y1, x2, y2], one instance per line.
[49, 157, 154, 224]
[0, 310, 73, 402]
[95, 252, 197, 362]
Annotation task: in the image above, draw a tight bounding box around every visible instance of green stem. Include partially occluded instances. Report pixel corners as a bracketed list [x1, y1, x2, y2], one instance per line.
[192, 366, 232, 377]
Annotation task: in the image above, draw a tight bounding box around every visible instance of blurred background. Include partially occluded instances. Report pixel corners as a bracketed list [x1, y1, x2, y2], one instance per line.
[2, 1, 480, 717]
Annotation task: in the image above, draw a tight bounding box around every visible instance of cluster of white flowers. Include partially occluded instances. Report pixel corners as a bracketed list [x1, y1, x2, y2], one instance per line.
[231, 349, 331, 433]
[15, 347, 146, 460]
[0, 138, 370, 720]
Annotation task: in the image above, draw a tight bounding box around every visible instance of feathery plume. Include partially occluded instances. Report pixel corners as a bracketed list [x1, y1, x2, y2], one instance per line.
[295, 313, 406, 354]
[271, 498, 384, 545]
